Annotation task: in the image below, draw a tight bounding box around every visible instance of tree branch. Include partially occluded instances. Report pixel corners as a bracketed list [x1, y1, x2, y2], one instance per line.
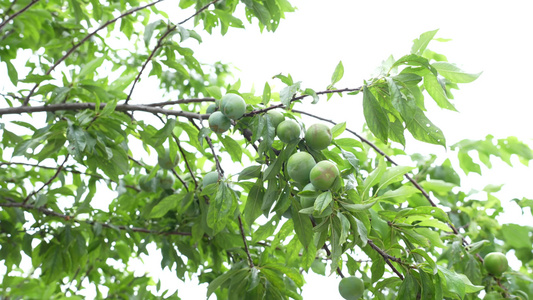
[173, 133, 198, 189]
[178, 0, 220, 25]
[0, 160, 140, 192]
[367, 239, 404, 280]
[238, 215, 255, 268]
[0, 0, 39, 32]
[321, 243, 345, 278]
[23, 155, 69, 204]
[189, 118, 254, 267]
[22, 0, 166, 105]
[0, 102, 208, 119]
[0, 200, 192, 236]
[125, 0, 220, 104]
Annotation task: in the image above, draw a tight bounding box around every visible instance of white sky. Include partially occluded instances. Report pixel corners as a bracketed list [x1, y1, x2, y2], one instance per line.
[1, 0, 533, 299]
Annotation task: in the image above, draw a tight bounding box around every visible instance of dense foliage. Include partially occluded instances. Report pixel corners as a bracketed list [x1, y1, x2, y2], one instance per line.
[1, 0, 532, 299]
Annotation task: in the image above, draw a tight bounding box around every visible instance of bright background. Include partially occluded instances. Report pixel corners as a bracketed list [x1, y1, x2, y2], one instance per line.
[1, 0, 532, 299]
[134, 1, 533, 299]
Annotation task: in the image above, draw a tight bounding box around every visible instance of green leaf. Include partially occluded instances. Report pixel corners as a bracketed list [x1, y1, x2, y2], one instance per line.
[432, 61, 481, 83]
[501, 224, 532, 249]
[362, 158, 387, 201]
[244, 183, 265, 227]
[220, 136, 243, 163]
[291, 198, 313, 248]
[340, 199, 379, 212]
[78, 56, 105, 79]
[437, 266, 465, 299]
[5, 61, 18, 85]
[262, 82, 271, 105]
[330, 122, 346, 138]
[396, 206, 450, 223]
[397, 273, 419, 299]
[410, 248, 437, 274]
[207, 265, 247, 298]
[280, 82, 300, 106]
[379, 186, 420, 203]
[389, 78, 446, 146]
[207, 182, 237, 234]
[238, 165, 262, 181]
[353, 216, 368, 247]
[205, 86, 222, 99]
[149, 194, 180, 218]
[457, 150, 481, 175]
[329, 61, 344, 88]
[302, 88, 319, 104]
[423, 74, 457, 111]
[311, 260, 326, 276]
[378, 166, 415, 191]
[420, 179, 456, 195]
[143, 20, 163, 45]
[314, 191, 332, 214]
[391, 54, 437, 76]
[363, 86, 389, 142]
[151, 118, 176, 147]
[411, 29, 439, 54]
[371, 256, 385, 283]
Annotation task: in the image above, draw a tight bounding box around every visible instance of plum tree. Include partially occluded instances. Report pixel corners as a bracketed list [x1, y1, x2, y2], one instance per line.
[2, 1, 532, 300]
[338, 276, 364, 300]
[209, 111, 232, 134]
[220, 93, 246, 120]
[305, 123, 332, 150]
[277, 119, 301, 143]
[310, 160, 340, 190]
[484, 252, 509, 276]
[287, 152, 316, 184]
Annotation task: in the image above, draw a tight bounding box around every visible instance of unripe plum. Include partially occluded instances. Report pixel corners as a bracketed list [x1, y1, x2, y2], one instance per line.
[287, 152, 316, 184]
[220, 93, 246, 120]
[209, 111, 232, 134]
[484, 252, 508, 276]
[305, 123, 332, 150]
[338, 276, 364, 300]
[158, 148, 179, 170]
[310, 160, 340, 190]
[277, 119, 301, 143]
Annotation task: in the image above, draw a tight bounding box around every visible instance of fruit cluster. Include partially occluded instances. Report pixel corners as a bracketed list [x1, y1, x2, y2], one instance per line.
[208, 93, 247, 134]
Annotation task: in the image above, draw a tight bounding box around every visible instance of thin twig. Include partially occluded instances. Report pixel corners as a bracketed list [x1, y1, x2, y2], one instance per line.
[367, 239, 404, 280]
[23, 155, 69, 204]
[0, 200, 192, 236]
[0, 161, 139, 192]
[125, 0, 220, 104]
[190, 118, 254, 267]
[0, 0, 39, 32]
[22, 0, 165, 105]
[189, 118, 223, 175]
[173, 134, 198, 189]
[178, 0, 220, 25]
[171, 168, 189, 191]
[238, 215, 254, 267]
[321, 244, 345, 278]
[0, 0, 19, 21]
